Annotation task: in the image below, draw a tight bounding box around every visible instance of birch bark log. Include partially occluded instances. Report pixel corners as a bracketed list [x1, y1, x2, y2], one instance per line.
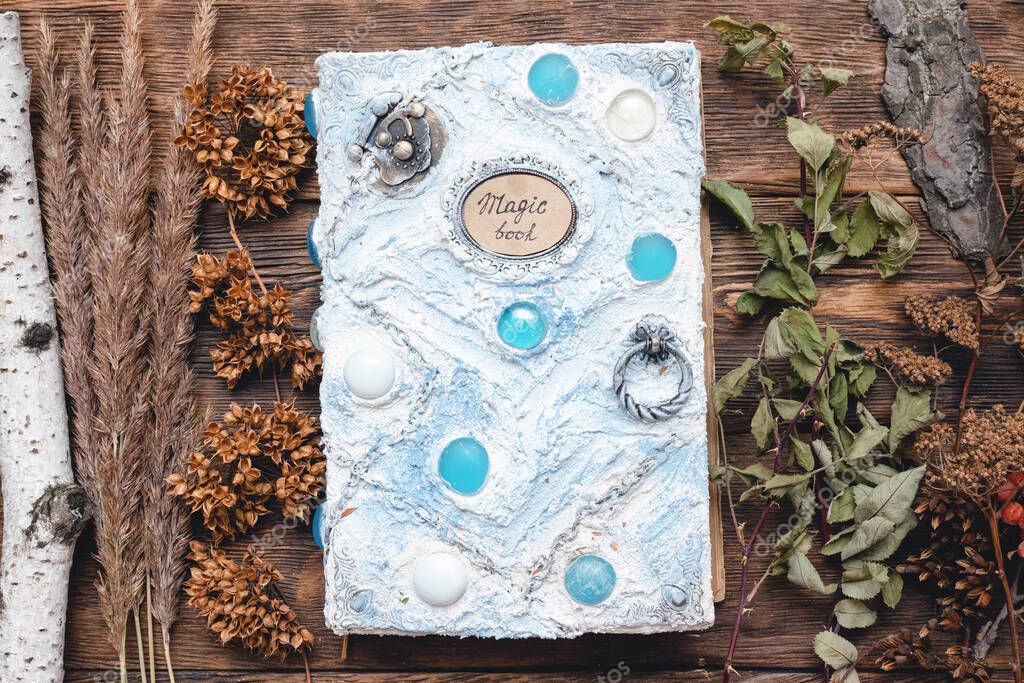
[0, 11, 88, 682]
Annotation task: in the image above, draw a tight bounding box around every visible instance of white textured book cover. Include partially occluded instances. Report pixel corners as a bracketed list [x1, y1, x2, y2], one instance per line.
[310, 41, 713, 638]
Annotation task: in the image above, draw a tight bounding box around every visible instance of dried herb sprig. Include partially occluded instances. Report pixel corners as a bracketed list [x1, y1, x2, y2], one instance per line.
[174, 65, 313, 221]
[866, 343, 953, 385]
[144, 0, 218, 674]
[704, 17, 934, 683]
[970, 63, 1024, 164]
[905, 295, 980, 350]
[190, 249, 322, 389]
[168, 402, 325, 543]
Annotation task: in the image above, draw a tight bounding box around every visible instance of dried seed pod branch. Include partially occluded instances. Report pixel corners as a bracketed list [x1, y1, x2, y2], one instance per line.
[168, 402, 325, 543]
[175, 65, 313, 222]
[189, 249, 321, 390]
[185, 542, 314, 660]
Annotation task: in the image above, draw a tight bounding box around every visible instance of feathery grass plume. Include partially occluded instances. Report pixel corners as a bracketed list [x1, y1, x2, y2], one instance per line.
[75, 22, 104, 249]
[144, 0, 217, 661]
[86, 0, 153, 670]
[36, 19, 98, 496]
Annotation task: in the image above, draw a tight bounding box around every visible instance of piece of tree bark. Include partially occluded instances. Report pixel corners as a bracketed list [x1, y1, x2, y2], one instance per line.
[869, 0, 1003, 259]
[0, 11, 89, 682]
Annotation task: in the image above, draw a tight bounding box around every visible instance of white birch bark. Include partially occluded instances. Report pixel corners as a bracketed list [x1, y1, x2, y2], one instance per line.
[0, 12, 87, 681]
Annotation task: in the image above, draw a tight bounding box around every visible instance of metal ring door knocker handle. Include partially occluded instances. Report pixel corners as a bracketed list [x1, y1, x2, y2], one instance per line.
[613, 315, 693, 422]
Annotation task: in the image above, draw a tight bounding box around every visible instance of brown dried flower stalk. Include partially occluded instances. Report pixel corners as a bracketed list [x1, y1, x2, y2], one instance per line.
[144, 0, 218, 658]
[83, 0, 153, 661]
[866, 343, 953, 385]
[174, 65, 313, 221]
[168, 402, 325, 543]
[970, 63, 1024, 163]
[914, 407, 1024, 498]
[190, 249, 321, 389]
[185, 542, 314, 659]
[839, 120, 925, 150]
[905, 295, 979, 350]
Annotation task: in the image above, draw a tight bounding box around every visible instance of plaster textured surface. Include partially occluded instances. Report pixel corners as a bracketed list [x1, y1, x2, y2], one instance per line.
[313, 41, 712, 638]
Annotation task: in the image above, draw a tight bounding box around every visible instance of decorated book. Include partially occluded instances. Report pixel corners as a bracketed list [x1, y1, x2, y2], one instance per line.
[310, 41, 715, 638]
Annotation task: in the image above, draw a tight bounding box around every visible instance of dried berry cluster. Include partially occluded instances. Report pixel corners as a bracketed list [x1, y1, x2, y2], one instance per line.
[191, 249, 321, 389]
[840, 121, 925, 150]
[905, 295, 979, 350]
[185, 541, 314, 659]
[866, 343, 953, 385]
[970, 63, 1024, 163]
[175, 65, 313, 220]
[169, 402, 325, 543]
[899, 471, 995, 625]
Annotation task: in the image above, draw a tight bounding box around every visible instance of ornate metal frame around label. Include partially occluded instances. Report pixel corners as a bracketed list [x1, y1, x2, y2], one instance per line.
[441, 154, 594, 280]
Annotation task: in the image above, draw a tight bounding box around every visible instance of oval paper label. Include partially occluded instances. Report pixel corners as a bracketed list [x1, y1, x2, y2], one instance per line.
[460, 170, 576, 259]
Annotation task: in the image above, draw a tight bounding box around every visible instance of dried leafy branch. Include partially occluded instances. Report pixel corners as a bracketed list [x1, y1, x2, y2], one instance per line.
[704, 16, 936, 683]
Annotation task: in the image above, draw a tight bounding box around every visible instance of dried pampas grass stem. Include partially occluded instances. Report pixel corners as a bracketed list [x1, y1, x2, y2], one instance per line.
[86, 0, 152, 668]
[144, 0, 218, 677]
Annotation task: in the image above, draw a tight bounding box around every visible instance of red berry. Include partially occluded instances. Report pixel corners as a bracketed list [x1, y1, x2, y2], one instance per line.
[1011, 472, 1024, 486]
[998, 480, 1017, 503]
[1003, 501, 1024, 525]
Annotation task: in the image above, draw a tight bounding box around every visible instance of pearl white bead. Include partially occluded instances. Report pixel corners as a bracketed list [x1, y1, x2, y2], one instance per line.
[605, 88, 657, 142]
[343, 345, 396, 400]
[412, 552, 469, 607]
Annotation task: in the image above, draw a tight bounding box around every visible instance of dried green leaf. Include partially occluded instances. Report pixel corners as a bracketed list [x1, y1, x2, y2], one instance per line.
[787, 117, 836, 172]
[840, 516, 895, 560]
[856, 516, 917, 562]
[834, 598, 876, 628]
[713, 357, 759, 413]
[703, 179, 755, 230]
[881, 571, 903, 609]
[788, 552, 837, 594]
[854, 465, 925, 525]
[751, 396, 774, 450]
[736, 291, 766, 315]
[843, 199, 883, 257]
[790, 435, 814, 472]
[888, 387, 942, 453]
[820, 67, 854, 96]
[814, 631, 858, 669]
[763, 472, 813, 498]
[828, 487, 856, 524]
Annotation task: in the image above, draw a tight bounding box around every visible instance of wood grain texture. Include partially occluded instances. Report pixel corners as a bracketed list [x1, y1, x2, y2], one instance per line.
[4, 0, 1024, 680]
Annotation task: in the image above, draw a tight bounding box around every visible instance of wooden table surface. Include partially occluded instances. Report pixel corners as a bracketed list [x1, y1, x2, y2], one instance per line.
[8, 0, 1024, 680]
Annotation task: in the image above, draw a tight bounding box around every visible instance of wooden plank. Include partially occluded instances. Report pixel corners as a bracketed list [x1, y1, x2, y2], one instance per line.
[5, 0, 1021, 198]
[0, 0, 1018, 679]
[64, 670, 950, 682]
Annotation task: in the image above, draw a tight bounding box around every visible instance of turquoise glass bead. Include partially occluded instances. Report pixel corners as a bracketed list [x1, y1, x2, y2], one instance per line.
[304, 89, 318, 139]
[497, 302, 547, 350]
[564, 554, 616, 606]
[307, 219, 320, 267]
[312, 503, 325, 549]
[627, 232, 677, 282]
[528, 53, 579, 106]
[438, 437, 490, 495]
